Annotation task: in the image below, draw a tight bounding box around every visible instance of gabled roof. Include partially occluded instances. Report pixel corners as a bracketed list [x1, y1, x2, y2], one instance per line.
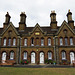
[29, 23, 46, 35]
[56, 20, 75, 35]
[1, 22, 20, 36]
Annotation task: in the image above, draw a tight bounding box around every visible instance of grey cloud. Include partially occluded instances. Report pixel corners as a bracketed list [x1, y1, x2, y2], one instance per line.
[0, 0, 75, 27]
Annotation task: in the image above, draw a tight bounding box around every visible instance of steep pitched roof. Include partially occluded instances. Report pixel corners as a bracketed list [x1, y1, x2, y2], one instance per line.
[1, 22, 20, 36]
[56, 20, 75, 35]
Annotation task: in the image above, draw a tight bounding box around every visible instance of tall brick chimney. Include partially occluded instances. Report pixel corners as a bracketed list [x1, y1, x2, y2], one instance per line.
[50, 11, 57, 29]
[19, 12, 27, 31]
[3, 12, 11, 29]
[67, 10, 74, 29]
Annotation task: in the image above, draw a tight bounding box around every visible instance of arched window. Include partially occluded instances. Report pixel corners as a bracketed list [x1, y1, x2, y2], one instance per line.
[48, 51, 52, 60]
[31, 38, 34, 46]
[23, 52, 27, 60]
[13, 38, 16, 46]
[2, 52, 7, 63]
[60, 37, 63, 45]
[8, 38, 11, 46]
[41, 38, 44, 46]
[70, 37, 73, 45]
[24, 38, 27, 46]
[3, 38, 6, 46]
[48, 38, 51, 46]
[65, 37, 68, 45]
[10, 51, 14, 60]
[36, 37, 39, 46]
[62, 51, 66, 60]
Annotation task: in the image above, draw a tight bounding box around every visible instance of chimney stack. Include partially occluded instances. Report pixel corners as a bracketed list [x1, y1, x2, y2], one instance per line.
[50, 11, 57, 29]
[3, 12, 11, 29]
[19, 12, 27, 31]
[67, 10, 74, 29]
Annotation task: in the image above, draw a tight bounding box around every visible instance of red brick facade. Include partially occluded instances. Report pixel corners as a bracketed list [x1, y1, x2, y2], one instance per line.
[0, 10, 75, 65]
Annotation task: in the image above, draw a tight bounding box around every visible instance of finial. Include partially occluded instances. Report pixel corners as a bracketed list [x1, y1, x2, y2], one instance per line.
[21, 12, 25, 14]
[7, 12, 9, 15]
[51, 10, 55, 13]
[68, 9, 70, 12]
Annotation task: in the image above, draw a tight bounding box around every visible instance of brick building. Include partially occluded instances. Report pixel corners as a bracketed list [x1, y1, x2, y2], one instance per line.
[0, 10, 75, 65]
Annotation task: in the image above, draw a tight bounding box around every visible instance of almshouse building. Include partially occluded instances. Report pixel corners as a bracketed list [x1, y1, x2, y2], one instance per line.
[0, 10, 75, 65]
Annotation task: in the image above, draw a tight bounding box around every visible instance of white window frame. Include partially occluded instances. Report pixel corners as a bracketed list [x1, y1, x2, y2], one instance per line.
[62, 51, 66, 60]
[10, 51, 14, 60]
[48, 52, 52, 60]
[41, 38, 44, 46]
[13, 38, 16, 46]
[23, 52, 27, 60]
[60, 38, 63, 45]
[48, 38, 51, 46]
[3, 38, 6, 46]
[70, 38, 73, 45]
[24, 39, 27, 46]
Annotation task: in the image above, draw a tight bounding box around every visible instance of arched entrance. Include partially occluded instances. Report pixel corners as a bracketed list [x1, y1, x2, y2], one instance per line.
[2, 52, 6, 63]
[40, 52, 44, 64]
[31, 52, 35, 63]
[70, 52, 75, 64]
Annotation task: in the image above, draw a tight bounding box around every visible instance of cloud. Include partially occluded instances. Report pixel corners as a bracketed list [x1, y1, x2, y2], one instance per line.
[0, 0, 75, 27]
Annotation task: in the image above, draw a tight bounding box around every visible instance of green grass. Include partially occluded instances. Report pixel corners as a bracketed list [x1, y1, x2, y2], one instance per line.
[0, 67, 75, 75]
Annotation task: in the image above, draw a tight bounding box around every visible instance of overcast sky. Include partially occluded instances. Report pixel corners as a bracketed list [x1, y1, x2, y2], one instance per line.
[0, 0, 75, 27]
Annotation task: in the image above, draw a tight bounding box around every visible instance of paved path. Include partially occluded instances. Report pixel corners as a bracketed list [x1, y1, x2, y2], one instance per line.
[0, 64, 74, 68]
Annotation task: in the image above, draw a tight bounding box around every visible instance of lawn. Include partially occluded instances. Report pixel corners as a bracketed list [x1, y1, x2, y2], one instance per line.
[0, 67, 75, 75]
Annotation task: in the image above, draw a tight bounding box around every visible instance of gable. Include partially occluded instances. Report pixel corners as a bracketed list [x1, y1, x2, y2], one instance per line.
[29, 23, 47, 36]
[56, 20, 75, 36]
[1, 22, 19, 36]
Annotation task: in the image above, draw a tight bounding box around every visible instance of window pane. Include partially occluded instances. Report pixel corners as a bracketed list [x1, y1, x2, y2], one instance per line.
[8, 38, 11, 46]
[23, 52, 27, 60]
[70, 38, 73, 45]
[62, 51, 66, 60]
[13, 38, 16, 46]
[48, 52, 52, 59]
[3, 38, 6, 46]
[48, 38, 51, 46]
[24, 39, 27, 46]
[65, 38, 68, 45]
[10, 52, 14, 60]
[41, 39, 44, 46]
[60, 38, 63, 45]
[31, 38, 34, 46]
